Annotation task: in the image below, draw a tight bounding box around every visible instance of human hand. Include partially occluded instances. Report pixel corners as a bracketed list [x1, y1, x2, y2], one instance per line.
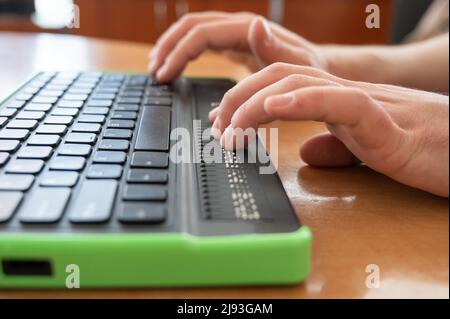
[148, 11, 328, 82]
[211, 62, 449, 197]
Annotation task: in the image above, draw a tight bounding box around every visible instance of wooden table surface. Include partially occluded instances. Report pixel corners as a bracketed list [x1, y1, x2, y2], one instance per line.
[0, 32, 448, 299]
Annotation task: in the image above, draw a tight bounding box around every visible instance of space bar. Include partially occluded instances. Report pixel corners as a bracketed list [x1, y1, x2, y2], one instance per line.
[134, 106, 171, 151]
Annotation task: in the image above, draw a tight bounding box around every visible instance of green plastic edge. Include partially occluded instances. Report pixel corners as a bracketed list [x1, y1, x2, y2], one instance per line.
[0, 72, 311, 288]
[0, 227, 311, 288]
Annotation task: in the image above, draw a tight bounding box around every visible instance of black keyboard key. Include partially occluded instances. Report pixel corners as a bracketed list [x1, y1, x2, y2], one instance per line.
[107, 119, 135, 129]
[51, 108, 79, 117]
[36, 124, 67, 135]
[135, 106, 170, 151]
[66, 133, 97, 144]
[18, 146, 53, 160]
[146, 90, 172, 98]
[6, 100, 26, 109]
[99, 139, 129, 151]
[118, 203, 166, 224]
[68, 88, 92, 95]
[62, 94, 88, 101]
[78, 115, 106, 124]
[57, 100, 84, 109]
[144, 97, 172, 106]
[95, 87, 119, 94]
[120, 91, 142, 98]
[131, 152, 169, 168]
[0, 129, 30, 141]
[69, 180, 118, 223]
[91, 93, 116, 100]
[87, 164, 123, 179]
[72, 83, 96, 90]
[111, 111, 137, 120]
[16, 111, 45, 120]
[7, 120, 38, 130]
[45, 84, 67, 91]
[40, 171, 79, 187]
[16, 93, 33, 101]
[58, 144, 91, 157]
[83, 107, 109, 115]
[0, 152, 9, 166]
[32, 96, 58, 104]
[0, 108, 17, 118]
[22, 86, 40, 95]
[86, 100, 113, 107]
[0, 140, 20, 153]
[93, 151, 127, 164]
[0, 174, 34, 191]
[103, 129, 132, 139]
[45, 115, 73, 125]
[114, 104, 139, 112]
[104, 73, 125, 82]
[72, 123, 101, 133]
[49, 156, 86, 171]
[123, 185, 167, 201]
[5, 159, 44, 174]
[0, 192, 23, 223]
[39, 89, 64, 97]
[127, 169, 168, 184]
[24, 103, 53, 112]
[19, 188, 71, 224]
[28, 135, 61, 147]
[117, 97, 141, 104]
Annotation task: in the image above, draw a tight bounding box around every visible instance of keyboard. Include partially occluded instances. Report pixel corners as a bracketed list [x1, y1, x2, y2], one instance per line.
[0, 72, 311, 287]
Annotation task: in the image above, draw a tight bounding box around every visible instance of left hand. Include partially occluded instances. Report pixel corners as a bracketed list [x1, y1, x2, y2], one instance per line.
[211, 62, 449, 197]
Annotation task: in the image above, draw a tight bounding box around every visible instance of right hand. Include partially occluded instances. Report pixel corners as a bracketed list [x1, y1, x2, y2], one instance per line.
[148, 11, 329, 83]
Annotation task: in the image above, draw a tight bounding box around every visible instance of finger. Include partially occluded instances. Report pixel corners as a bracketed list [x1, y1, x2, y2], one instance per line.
[214, 63, 330, 133]
[149, 12, 232, 74]
[264, 86, 400, 150]
[209, 106, 219, 122]
[248, 17, 316, 68]
[221, 75, 337, 149]
[156, 19, 252, 82]
[300, 133, 360, 167]
[228, 75, 338, 131]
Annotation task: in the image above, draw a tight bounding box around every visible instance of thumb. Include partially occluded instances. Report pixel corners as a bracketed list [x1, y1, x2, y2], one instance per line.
[300, 133, 361, 168]
[248, 17, 308, 67]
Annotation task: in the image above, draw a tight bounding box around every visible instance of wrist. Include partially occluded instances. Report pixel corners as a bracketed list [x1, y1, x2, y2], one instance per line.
[319, 45, 397, 84]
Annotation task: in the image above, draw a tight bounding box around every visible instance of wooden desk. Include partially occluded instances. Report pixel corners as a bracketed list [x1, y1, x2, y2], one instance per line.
[0, 32, 448, 299]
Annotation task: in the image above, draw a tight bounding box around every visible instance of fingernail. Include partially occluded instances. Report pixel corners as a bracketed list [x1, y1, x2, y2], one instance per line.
[267, 94, 295, 109]
[221, 125, 234, 149]
[209, 109, 218, 122]
[150, 47, 158, 59]
[211, 118, 221, 140]
[148, 60, 157, 74]
[156, 66, 166, 82]
[262, 19, 273, 44]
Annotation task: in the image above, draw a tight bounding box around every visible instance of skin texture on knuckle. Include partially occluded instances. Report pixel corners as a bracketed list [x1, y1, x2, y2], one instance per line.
[267, 62, 293, 77]
[188, 25, 205, 40]
[179, 13, 200, 26]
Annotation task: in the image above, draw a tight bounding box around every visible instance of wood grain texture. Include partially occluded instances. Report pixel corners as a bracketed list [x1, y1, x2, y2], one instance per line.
[0, 32, 448, 299]
[0, 1, 392, 44]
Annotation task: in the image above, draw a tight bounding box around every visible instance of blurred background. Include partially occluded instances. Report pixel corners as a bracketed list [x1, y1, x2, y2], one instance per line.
[0, 0, 438, 45]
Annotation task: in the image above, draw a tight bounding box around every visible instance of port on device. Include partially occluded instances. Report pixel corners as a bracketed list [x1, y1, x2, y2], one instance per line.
[2, 259, 53, 276]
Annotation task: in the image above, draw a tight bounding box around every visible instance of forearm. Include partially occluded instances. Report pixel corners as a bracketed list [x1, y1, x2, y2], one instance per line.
[321, 34, 449, 93]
